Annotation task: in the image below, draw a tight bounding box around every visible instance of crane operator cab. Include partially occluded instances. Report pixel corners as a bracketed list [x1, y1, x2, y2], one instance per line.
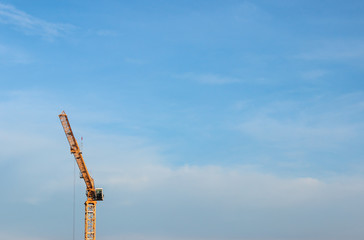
[95, 188, 104, 201]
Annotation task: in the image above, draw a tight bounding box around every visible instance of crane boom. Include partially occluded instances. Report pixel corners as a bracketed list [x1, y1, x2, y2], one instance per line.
[59, 111, 103, 240]
[59, 111, 95, 193]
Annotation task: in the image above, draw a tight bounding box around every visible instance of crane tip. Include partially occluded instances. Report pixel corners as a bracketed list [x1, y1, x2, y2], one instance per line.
[59, 111, 67, 117]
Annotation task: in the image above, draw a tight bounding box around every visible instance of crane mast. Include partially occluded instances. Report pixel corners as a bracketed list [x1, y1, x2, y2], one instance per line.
[59, 111, 103, 240]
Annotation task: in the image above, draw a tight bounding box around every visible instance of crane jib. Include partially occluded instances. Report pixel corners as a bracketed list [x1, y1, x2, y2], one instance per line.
[58, 112, 101, 197]
[59, 111, 103, 240]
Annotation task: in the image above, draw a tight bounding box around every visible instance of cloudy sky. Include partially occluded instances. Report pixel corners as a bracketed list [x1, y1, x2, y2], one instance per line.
[1, 1, 364, 240]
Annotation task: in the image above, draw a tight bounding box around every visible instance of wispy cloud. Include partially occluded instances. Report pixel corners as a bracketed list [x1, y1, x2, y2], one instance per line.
[0, 43, 31, 64]
[233, 1, 271, 23]
[124, 57, 145, 65]
[0, 232, 49, 240]
[234, 93, 364, 169]
[0, 3, 73, 39]
[239, 116, 358, 149]
[95, 29, 120, 37]
[2, 90, 364, 240]
[296, 40, 364, 61]
[177, 73, 241, 85]
[99, 163, 364, 239]
[301, 69, 328, 80]
[103, 164, 328, 207]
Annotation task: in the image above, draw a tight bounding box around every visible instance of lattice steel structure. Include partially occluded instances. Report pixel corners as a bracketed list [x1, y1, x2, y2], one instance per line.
[59, 111, 103, 240]
[85, 201, 96, 240]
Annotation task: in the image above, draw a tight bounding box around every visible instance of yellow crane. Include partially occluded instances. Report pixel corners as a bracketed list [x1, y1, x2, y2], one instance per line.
[59, 111, 104, 240]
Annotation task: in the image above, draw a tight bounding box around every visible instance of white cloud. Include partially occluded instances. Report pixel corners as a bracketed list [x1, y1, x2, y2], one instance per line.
[238, 116, 357, 149]
[1, 90, 364, 240]
[233, 1, 271, 23]
[177, 73, 241, 85]
[235, 93, 364, 153]
[0, 232, 51, 240]
[301, 69, 328, 80]
[0, 3, 73, 39]
[96, 29, 120, 37]
[100, 164, 364, 208]
[103, 234, 246, 240]
[296, 40, 364, 61]
[0, 43, 31, 64]
[98, 163, 364, 239]
[124, 57, 145, 65]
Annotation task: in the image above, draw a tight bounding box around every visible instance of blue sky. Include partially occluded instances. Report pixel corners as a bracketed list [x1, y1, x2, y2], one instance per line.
[1, 1, 364, 240]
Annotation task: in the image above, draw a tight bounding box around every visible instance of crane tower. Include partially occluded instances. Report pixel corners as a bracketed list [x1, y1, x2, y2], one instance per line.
[59, 111, 104, 240]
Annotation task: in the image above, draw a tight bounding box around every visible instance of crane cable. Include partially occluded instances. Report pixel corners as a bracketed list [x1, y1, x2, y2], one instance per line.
[73, 159, 76, 240]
